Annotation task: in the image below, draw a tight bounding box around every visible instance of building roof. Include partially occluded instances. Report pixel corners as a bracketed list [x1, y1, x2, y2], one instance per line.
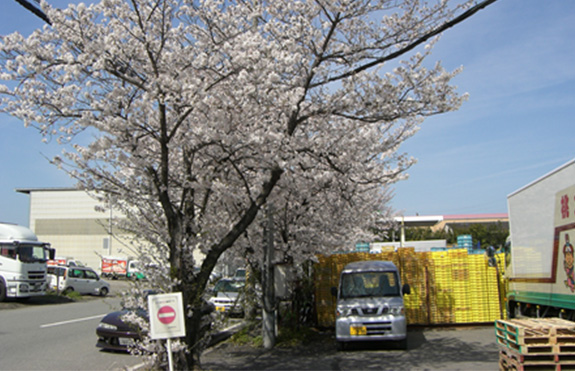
[393, 215, 443, 227]
[442, 213, 508, 220]
[15, 187, 78, 194]
[393, 213, 508, 229]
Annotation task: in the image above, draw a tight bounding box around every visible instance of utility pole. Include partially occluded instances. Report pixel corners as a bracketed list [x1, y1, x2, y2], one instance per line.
[262, 204, 276, 349]
[108, 196, 113, 256]
[400, 216, 405, 248]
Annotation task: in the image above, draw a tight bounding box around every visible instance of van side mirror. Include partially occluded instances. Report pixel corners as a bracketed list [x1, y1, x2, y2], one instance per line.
[402, 284, 411, 295]
[331, 287, 338, 297]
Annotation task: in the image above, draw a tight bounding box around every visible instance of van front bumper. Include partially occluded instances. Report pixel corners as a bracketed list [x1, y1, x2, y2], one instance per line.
[335, 314, 407, 342]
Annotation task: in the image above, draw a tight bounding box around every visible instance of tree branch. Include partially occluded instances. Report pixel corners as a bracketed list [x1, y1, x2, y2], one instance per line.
[311, 0, 499, 88]
[14, 0, 51, 25]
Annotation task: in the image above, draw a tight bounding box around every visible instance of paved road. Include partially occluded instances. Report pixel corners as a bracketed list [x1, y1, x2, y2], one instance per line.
[201, 325, 500, 370]
[0, 280, 142, 371]
[0, 280, 502, 370]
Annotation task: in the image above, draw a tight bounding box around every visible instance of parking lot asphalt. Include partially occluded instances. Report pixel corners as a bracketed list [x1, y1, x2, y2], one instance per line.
[1, 279, 501, 371]
[200, 325, 500, 371]
[0, 277, 130, 309]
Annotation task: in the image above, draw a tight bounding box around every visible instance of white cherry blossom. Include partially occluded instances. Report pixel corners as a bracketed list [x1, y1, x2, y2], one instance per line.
[0, 0, 497, 368]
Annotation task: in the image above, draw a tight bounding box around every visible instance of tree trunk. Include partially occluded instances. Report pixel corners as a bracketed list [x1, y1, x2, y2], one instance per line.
[262, 204, 276, 349]
[173, 167, 283, 369]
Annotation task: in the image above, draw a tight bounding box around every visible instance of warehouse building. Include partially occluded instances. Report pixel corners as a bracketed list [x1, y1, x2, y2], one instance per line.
[16, 188, 123, 271]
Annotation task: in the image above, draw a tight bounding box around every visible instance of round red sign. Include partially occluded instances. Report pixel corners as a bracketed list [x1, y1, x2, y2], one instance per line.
[157, 305, 176, 324]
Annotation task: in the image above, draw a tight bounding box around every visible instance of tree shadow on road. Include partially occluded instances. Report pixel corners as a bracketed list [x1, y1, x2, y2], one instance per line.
[0, 294, 76, 309]
[201, 326, 500, 370]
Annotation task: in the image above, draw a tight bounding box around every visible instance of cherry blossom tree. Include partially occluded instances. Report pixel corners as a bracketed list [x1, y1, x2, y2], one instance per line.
[0, 0, 498, 368]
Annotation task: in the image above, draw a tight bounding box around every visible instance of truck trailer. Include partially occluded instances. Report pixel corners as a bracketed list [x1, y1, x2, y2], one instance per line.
[0, 222, 55, 301]
[101, 256, 142, 279]
[506, 159, 575, 319]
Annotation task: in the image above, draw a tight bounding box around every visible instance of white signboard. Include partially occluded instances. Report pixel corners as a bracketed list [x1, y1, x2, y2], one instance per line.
[148, 292, 186, 340]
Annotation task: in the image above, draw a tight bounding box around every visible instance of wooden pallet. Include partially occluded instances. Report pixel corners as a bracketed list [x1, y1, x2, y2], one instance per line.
[495, 318, 575, 371]
[499, 348, 575, 371]
[496, 318, 575, 354]
[497, 318, 575, 370]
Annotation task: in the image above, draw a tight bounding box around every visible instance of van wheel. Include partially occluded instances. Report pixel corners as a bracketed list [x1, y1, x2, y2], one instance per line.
[0, 281, 6, 302]
[100, 287, 109, 297]
[63, 287, 74, 295]
[336, 341, 347, 351]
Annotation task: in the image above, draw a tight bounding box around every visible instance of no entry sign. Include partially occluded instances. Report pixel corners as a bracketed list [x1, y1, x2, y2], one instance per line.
[158, 305, 177, 324]
[148, 292, 186, 340]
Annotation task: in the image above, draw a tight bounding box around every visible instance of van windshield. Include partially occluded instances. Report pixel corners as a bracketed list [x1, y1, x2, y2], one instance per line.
[340, 271, 399, 299]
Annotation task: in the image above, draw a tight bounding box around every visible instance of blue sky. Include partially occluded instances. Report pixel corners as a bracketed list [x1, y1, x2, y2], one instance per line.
[1, 0, 574, 227]
[392, 0, 575, 216]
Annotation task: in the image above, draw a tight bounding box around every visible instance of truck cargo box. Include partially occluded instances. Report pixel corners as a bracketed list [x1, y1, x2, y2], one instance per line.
[507, 159, 575, 318]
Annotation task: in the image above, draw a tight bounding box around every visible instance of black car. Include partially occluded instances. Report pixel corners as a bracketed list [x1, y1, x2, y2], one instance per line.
[97, 290, 214, 351]
[96, 308, 148, 351]
[96, 289, 158, 352]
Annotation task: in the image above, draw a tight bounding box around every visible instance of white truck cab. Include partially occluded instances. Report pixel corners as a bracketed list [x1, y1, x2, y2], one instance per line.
[331, 260, 410, 350]
[0, 223, 54, 301]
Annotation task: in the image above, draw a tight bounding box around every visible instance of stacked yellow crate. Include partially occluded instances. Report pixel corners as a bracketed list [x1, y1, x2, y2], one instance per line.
[314, 255, 332, 326]
[486, 254, 505, 321]
[428, 250, 455, 324]
[314, 254, 335, 327]
[374, 251, 400, 267]
[398, 248, 429, 325]
[468, 254, 488, 322]
[467, 252, 505, 322]
[449, 249, 471, 323]
[314, 247, 506, 327]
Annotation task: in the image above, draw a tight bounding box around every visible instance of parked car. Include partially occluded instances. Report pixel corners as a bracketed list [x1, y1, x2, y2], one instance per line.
[193, 266, 222, 283]
[233, 268, 246, 281]
[96, 289, 158, 351]
[96, 308, 148, 351]
[97, 290, 215, 352]
[208, 278, 245, 316]
[47, 266, 110, 296]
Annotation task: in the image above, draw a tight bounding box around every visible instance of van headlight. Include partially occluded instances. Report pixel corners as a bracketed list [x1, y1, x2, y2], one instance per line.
[390, 306, 404, 315]
[336, 307, 351, 317]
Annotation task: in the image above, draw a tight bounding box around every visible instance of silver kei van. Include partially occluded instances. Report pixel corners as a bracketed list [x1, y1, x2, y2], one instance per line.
[331, 260, 411, 350]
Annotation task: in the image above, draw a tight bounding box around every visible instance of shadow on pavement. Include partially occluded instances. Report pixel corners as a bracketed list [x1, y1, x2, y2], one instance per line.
[0, 294, 75, 309]
[200, 326, 500, 370]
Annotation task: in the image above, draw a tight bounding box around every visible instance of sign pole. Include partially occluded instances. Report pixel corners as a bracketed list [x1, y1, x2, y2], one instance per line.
[148, 292, 186, 371]
[166, 338, 174, 371]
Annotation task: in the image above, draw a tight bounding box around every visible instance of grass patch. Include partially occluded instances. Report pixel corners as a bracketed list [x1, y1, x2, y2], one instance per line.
[229, 322, 263, 347]
[229, 320, 321, 348]
[277, 325, 319, 347]
[62, 290, 83, 300]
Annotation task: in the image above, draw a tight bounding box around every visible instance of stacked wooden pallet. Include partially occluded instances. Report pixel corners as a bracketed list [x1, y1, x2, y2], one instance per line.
[496, 318, 575, 370]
